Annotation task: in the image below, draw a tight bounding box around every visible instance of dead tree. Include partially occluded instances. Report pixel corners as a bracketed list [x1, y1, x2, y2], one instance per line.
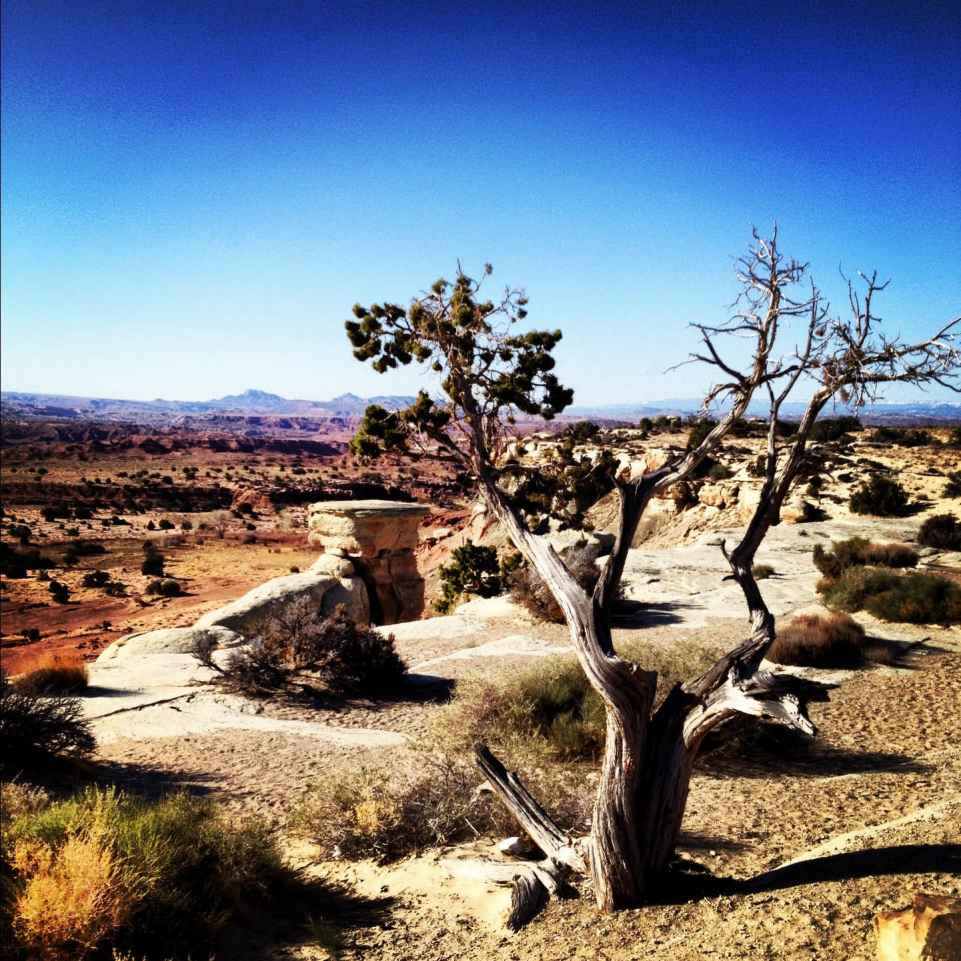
[344, 231, 961, 920]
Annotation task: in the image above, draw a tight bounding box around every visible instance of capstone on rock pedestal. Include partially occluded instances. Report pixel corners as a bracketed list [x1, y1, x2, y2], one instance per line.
[307, 500, 429, 625]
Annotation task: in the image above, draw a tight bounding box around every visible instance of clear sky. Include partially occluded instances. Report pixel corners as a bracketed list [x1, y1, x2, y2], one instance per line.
[2, 1, 959, 405]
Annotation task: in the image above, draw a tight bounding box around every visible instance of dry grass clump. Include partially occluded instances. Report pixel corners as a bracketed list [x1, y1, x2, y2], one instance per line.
[812, 537, 918, 578]
[918, 513, 961, 550]
[0, 676, 95, 775]
[432, 639, 718, 764]
[817, 568, 961, 624]
[1, 787, 290, 961]
[752, 564, 776, 580]
[767, 613, 866, 667]
[12, 653, 88, 696]
[295, 754, 589, 864]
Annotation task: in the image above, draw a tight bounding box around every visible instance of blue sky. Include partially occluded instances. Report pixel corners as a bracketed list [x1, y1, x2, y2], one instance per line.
[3, 1, 959, 405]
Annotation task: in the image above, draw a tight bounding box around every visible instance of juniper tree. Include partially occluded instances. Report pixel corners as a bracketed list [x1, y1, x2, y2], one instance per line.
[344, 232, 960, 923]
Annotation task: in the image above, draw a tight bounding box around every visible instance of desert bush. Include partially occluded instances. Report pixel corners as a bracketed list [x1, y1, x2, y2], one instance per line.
[918, 513, 961, 550]
[295, 754, 589, 864]
[945, 472, 961, 498]
[435, 541, 503, 613]
[144, 578, 181, 597]
[768, 613, 866, 667]
[432, 640, 717, 763]
[686, 417, 717, 451]
[809, 416, 861, 442]
[196, 604, 406, 698]
[0, 676, 95, 773]
[508, 543, 600, 624]
[707, 462, 734, 480]
[752, 564, 775, 580]
[81, 570, 109, 588]
[871, 426, 934, 447]
[0, 544, 53, 579]
[818, 567, 961, 624]
[13, 654, 88, 696]
[48, 581, 70, 604]
[812, 537, 919, 578]
[849, 475, 910, 516]
[157, 519, 175, 531]
[1, 787, 290, 961]
[139, 553, 164, 577]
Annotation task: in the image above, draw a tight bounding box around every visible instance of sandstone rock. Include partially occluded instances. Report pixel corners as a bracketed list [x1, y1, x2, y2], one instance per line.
[195, 571, 369, 633]
[781, 494, 816, 525]
[307, 499, 428, 556]
[875, 894, 961, 961]
[547, 528, 615, 561]
[98, 625, 243, 661]
[698, 483, 739, 509]
[307, 500, 428, 624]
[309, 553, 356, 577]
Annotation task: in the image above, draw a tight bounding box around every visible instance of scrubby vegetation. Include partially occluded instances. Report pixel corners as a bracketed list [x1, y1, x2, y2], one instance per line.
[849, 474, 911, 516]
[434, 541, 503, 613]
[871, 426, 934, 447]
[768, 613, 866, 667]
[0, 676, 95, 774]
[0, 786, 294, 961]
[508, 543, 599, 623]
[195, 603, 406, 698]
[752, 564, 775, 580]
[11, 653, 88, 696]
[432, 640, 718, 763]
[918, 513, 961, 550]
[808, 416, 861, 442]
[818, 568, 961, 624]
[945, 471, 961, 498]
[812, 537, 918, 578]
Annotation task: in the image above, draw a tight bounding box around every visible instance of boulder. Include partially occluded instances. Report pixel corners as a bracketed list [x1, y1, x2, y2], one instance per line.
[546, 528, 615, 561]
[194, 570, 369, 634]
[98, 625, 243, 661]
[876, 894, 961, 961]
[309, 553, 356, 577]
[781, 494, 816, 525]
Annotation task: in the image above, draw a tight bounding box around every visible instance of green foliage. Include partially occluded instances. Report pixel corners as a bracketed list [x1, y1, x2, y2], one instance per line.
[945, 471, 961, 498]
[2, 787, 290, 960]
[435, 541, 503, 613]
[918, 513, 961, 550]
[849, 474, 911, 516]
[818, 568, 961, 623]
[812, 537, 919, 578]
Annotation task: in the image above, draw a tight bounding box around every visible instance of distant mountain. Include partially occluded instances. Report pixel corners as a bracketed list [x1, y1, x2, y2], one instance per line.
[0, 388, 417, 420]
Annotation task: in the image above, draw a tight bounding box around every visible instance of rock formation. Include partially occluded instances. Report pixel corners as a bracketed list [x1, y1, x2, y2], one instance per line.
[875, 894, 961, 961]
[308, 499, 429, 624]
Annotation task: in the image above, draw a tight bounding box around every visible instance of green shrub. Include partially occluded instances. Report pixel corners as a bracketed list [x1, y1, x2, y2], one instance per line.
[2, 787, 291, 961]
[0, 545, 53, 579]
[818, 568, 961, 624]
[139, 554, 164, 577]
[918, 513, 961, 550]
[945, 472, 961, 498]
[849, 475, 910, 516]
[768, 613, 866, 667]
[812, 537, 919, 578]
[0, 676, 95, 774]
[435, 541, 502, 613]
[81, 570, 110, 588]
[508, 543, 599, 624]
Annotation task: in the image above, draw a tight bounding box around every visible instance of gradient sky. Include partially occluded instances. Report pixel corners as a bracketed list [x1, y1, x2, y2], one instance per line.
[2, 1, 960, 405]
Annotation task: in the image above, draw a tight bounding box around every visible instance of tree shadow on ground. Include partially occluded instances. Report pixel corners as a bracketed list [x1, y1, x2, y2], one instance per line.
[697, 724, 930, 779]
[612, 600, 687, 628]
[652, 844, 961, 903]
